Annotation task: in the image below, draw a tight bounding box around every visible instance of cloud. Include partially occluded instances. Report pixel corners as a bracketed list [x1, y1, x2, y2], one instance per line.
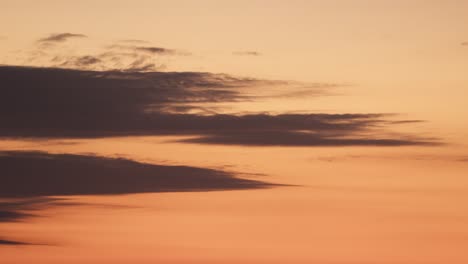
[31, 43, 189, 71]
[37, 33, 87, 43]
[0, 150, 277, 245]
[0, 208, 30, 222]
[0, 65, 253, 127]
[135, 46, 177, 55]
[0, 66, 435, 146]
[179, 130, 434, 147]
[0, 197, 62, 222]
[108, 44, 191, 56]
[48, 52, 165, 72]
[58, 55, 102, 68]
[0, 197, 70, 245]
[0, 151, 275, 198]
[19, 35, 184, 72]
[0, 239, 30, 245]
[387, 119, 425, 124]
[233, 51, 261, 56]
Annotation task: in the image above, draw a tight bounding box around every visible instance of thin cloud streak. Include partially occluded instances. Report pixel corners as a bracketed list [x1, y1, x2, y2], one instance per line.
[0, 239, 31, 245]
[38, 33, 87, 43]
[179, 131, 436, 147]
[135, 46, 177, 55]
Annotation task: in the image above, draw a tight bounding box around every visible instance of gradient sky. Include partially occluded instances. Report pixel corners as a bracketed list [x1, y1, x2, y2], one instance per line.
[1, 1, 468, 263]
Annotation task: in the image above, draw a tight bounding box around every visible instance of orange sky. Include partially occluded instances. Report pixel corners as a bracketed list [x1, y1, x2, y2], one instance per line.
[1, 1, 468, 263]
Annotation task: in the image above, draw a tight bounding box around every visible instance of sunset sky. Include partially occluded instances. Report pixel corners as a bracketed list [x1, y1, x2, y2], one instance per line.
[1, 1, 468, 263]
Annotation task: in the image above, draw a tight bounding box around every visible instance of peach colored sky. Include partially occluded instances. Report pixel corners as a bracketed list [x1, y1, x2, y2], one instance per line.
[1, 1, 468, 263]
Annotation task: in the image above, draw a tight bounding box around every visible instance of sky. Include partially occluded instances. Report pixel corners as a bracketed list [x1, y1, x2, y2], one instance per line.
[1, 1, 468, 263]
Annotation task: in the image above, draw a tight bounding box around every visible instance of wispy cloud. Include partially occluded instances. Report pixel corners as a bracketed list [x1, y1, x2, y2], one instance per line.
[57, 55, 102, 68]
[25, 40, 189, 71]
[0, 197, 69, 245]
[0, 197, 60, 221]
[37, 33, 87, 44]
[108, 44, 191, 56]
[135, 46, 177, 55]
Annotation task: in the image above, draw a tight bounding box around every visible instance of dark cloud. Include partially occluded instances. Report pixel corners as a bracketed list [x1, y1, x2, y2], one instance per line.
[38, 33, 87, 43]
[387, 120, 425, 124]
[0, 196, 133, 245]
[0, 209, 30, 222]
[0, 150, 277, 245]
[0, 151, 275, 198]
[0, 66, 435, 146]
[135, 46, 177, 55]
[233, 51, 262, 56]
[0, 198, 61, 222]
[0, 239, 30, 245]
[0, 197, 69, 245]
[109, 44, 191, 56]
[0, 65, 252, 133]
[179, 130, 434, 147]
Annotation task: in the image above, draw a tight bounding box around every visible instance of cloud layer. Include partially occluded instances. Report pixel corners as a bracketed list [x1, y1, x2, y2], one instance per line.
[2, 34, 436, 147]
[0, 151, 274, 197]
[0, 66, 435, 146]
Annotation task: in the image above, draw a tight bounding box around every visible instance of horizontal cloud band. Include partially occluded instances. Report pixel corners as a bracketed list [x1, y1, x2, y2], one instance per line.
[0, 66, 436, 146]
